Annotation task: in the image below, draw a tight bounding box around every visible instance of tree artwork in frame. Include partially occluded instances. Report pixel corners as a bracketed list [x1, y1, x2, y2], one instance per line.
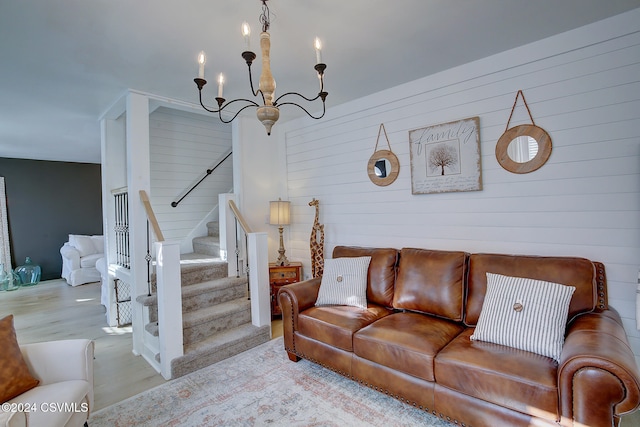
[409, 116, 482, 195]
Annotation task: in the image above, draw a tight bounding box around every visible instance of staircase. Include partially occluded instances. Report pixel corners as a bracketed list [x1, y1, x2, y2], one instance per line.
[138, 221, 271, 378]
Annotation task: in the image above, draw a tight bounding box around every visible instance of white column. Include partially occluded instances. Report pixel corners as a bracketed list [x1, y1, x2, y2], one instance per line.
[125, 91, 151, 356]
[100, 116, 126, 327]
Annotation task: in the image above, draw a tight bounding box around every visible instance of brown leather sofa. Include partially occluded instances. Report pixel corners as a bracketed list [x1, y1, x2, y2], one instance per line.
[278, 246, 640, 427]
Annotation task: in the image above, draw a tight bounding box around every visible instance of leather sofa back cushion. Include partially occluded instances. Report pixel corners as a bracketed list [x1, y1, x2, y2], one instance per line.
[465, 253, 596, 326]
[393, 248, 468, 321]
[332, 246, 398, 307]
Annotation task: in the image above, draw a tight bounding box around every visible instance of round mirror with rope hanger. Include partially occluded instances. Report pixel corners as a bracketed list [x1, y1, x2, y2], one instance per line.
[496, 90, 552, 174]
[368, 123, 400, 186]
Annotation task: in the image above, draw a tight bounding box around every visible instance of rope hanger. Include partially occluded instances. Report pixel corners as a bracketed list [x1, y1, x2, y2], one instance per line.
[373, 123, 393, 153]
[504, 90, 536, 132]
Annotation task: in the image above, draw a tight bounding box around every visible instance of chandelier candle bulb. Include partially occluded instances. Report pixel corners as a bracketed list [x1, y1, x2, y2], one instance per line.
[242, 22, 251, 50]
[217, 74, 224, 98]
[314, 37, 322, 64]
[197, 51, 206, 79]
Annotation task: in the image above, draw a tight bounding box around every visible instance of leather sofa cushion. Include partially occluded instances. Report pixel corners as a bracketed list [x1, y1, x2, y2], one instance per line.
[393, 248, 467, 321]
[465, 253, 596, 326]
[353, 312, 464, 382]
[298, 304, 392, 352]
[332, 246, 398, 308]
[435, 328, 559, 418]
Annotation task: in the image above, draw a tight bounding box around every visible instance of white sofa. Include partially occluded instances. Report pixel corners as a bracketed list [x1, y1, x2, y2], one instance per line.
[1, 339, 94, 427]
[60, 235, 104, 286]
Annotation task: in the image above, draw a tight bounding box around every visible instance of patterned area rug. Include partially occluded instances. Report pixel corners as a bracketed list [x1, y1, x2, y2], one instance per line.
[90, 337, 454, 426]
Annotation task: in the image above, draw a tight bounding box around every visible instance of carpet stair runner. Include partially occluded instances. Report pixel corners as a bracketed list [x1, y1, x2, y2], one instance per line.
[138, 221, 271, 378]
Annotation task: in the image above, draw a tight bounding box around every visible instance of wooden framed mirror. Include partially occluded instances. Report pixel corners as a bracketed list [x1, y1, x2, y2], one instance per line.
[368, 123, 400, 186]
[496, 90, 552, 174]
[368, 149, 400, 186]
[496, 124, 552, 174]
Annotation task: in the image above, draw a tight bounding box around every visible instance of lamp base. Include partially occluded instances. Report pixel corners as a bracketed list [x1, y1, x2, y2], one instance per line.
[276, 226, 289, 266]
[275, 253, 289, 267]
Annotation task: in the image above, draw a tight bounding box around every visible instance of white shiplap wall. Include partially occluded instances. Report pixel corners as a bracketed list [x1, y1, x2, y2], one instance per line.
[149, 107, 232, 250]
[279, 10, 640, 360]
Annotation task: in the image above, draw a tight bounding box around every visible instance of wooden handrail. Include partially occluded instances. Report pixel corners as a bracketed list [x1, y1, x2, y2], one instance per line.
[139, 190, 165, 241]
[228, 200, 252, 234]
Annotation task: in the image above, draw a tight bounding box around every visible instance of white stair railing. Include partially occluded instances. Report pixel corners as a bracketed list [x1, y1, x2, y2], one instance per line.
[139, 190, 182, 380]
[219, 193, 270, 329]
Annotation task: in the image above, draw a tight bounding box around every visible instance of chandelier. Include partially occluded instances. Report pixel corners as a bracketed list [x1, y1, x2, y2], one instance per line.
[193, 0, 328, 135]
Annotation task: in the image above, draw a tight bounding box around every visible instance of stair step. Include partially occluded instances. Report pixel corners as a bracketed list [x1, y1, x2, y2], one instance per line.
[138, 276, 247, 309]
[148, 255, 228, 291]
[170, 323, 271, 378]
[143, 296, 251, 340]
[182, 277, 248, 311]
[145, 321, 159, 336]
[179, 257, 227, 286]
[192, 236, 221, 257]
[206, 221, 219, 237]
[183, 298, 251, 345]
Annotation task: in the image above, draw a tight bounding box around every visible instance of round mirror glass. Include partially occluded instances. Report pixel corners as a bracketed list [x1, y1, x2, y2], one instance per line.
[374, 158, 391, 177]
[368, 150, 399, 186]
[495, 124, 552, 174]
[507, 136, 538, 163]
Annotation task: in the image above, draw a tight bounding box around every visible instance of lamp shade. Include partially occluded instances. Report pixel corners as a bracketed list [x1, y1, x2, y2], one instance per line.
[269, 199, 291, 226]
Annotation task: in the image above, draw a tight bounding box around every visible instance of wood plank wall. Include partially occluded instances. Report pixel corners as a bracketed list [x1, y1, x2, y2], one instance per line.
[280, 11, 640, 360]
[148, 107, 232, 246]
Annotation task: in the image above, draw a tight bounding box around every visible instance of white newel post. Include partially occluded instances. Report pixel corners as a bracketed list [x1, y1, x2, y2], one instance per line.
[248, 232, 270, 328]
[155, 240, 183, 380]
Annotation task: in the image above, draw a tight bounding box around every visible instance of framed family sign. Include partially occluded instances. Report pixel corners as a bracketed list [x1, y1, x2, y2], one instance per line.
[408, 116, 482, 195]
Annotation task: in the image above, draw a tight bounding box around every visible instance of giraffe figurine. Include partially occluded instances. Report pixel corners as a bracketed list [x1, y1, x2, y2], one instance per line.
[308, 198, 324, 278]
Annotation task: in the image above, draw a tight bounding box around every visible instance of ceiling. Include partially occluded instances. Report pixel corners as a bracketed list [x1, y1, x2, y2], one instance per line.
[1, 1, 639, 164]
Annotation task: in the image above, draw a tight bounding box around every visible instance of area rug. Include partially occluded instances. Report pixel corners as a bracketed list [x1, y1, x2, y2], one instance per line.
[90, 337, 454, 426]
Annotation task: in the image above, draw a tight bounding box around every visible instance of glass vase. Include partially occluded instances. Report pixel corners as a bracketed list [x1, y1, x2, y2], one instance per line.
[15, 257, 41, 286]
[0, 264, 9, 291]
[0, 264, 19, 292]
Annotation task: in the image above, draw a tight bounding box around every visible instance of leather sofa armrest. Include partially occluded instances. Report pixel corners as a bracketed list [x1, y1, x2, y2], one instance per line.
[278, 278, 321, 359]
[558, 309, 640, 425]
[278, 278, 321, 315]
[20, 339, 95, 410]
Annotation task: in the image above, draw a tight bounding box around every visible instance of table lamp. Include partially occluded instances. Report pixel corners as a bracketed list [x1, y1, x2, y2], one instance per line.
[269, 198, 291, 266]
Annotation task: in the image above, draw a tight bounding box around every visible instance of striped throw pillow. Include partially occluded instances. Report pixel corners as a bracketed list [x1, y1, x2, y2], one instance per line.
[470, 272, 576, 362]
[316, 256, 371, 309]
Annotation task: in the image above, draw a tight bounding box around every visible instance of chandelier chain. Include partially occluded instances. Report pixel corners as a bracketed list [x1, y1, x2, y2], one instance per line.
[260, 0, 271, 32]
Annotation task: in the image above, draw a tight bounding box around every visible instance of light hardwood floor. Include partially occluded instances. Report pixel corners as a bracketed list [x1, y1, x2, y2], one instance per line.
[1, 279, 283, 411]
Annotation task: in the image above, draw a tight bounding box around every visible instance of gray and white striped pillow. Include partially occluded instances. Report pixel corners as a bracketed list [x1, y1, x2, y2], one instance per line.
[470, 272, 576, 362]
[316, 256, 371, 309]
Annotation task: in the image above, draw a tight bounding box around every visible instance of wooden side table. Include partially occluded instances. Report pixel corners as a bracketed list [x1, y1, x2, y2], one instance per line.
[269, 262, 302, 317]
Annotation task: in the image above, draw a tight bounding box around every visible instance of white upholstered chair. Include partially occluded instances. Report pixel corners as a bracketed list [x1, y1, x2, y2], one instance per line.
[60, 235, 104, 286]
[1, 334, 94, 427]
